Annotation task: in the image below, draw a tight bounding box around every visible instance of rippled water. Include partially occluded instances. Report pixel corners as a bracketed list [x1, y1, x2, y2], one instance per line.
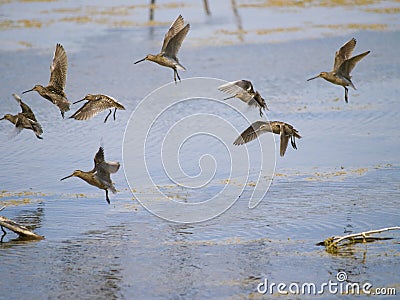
[1, 1, 400, 299]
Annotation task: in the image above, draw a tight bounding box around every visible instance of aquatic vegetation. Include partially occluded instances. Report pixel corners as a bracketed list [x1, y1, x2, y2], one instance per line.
[238, 0, 381, 8]
[305, 167, 368, 181]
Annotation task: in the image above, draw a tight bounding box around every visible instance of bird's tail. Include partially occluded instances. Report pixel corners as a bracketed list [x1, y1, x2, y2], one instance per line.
[175, 63, 186, 71]
[348, 80, 356, 90]
[31, 121, 43, 136]
[109, 184, 117, 194]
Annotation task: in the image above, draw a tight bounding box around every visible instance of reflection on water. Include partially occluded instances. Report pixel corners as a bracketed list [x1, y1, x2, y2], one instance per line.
[0, 1, 399, 299]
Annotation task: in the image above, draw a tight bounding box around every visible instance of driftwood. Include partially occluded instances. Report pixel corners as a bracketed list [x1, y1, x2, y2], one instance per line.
[0, 206, 44, 241]
[320, 227, 400, 253]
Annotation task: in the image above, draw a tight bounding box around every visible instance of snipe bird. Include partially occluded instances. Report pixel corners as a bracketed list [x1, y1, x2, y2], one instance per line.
[23, 43, 71, 117]
[234, 121, 301, 157]
[307, 38, 370, 103]
[0, 94, 43, 139]
[70, 94, 126, 123]
[218, 80, 269, 117]
[61, 147, 120, 204]
[134, 15, 190, 83]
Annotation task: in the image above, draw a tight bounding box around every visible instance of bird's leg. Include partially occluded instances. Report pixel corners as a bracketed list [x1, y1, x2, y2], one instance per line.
[291, 136, 297, 149]
[104, 109, 112, 123]
[36, 134, 43, 140]
[173, 68, 181, 83]
[61, 111, 65, 119]
[113, 108, 117, 121]
[1, 225, 6, 243]
[344, 87, 349, 103]
[105, 189, 110, 204]
[259, 108, 263, 117]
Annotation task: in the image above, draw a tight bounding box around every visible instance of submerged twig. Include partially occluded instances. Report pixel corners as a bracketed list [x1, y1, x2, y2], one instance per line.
[321, 227, 400, 253]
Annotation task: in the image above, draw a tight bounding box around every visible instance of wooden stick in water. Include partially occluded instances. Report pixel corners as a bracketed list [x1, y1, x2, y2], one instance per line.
[323, 226, 400, 251]
[0, 206, 44, 240]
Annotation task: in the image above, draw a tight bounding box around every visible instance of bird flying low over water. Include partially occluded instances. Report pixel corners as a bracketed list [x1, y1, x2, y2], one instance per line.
[234, 121, 301, 157]
[0, 94, 43, 139]
[61, 147, 120, 204]
[134, 15, 190, 83]
[23, 43, 71, 117]
[307, 38, 370, 103]
[69, 94, 126, 123]
[218, 80, 269, 117]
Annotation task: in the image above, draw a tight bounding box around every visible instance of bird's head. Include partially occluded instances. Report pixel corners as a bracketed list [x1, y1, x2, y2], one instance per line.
[73, 94, 98, 104]
[60, 170, 83, 181]
[134, 54, 155, 64]
[22, 85, 43, 94]
[307, 72, 327, 81]
[0, 114, 14, 121]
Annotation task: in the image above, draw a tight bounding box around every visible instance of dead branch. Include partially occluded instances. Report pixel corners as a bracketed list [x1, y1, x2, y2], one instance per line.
[322, 226, 400, 252]
[0, 215, 44, 240]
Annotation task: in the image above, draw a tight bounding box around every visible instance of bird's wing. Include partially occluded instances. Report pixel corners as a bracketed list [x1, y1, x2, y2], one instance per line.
[94, 169, 115, 192]
[94, 147, 105, 167]
[15, 114, 42, 136]
[233, 121, 270, 145]
[93, 147, 120, 174]
[94, 160, 119, 194]
[236, 80, 254, 92]
[279, 125, 289, 157]
[12, 94, 36, 120]
[218, 80, 253, 93]
[49, 43, 68, 91]
[247, 97, 259, 108]
[13, 124, 24, 136]
[337, 50, 370, 78]
[333, 38, 356, 72]
[218, 80, 254, 103]
[31, 120, 43, 136]
[15, 115, 29, 131]
[54, 96, 71, 113]
[164, 24, 190, 59]
[248, 92, 268, 110]
[161, 15, 185, 53]
[69, 99, 115, 121]
[100, 161, 120, 174]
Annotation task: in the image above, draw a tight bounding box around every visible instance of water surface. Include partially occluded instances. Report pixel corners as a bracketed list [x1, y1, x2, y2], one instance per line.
[0, 1, 399, 299]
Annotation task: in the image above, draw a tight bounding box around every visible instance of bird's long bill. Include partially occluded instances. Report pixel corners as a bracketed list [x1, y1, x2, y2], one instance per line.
[134, 57, 146, 64]
[73, 98, 86, 104]
[22, 88, 34, 94]
[60, 174, 74, 181]
[306, 75, 320, 81]
[223, 95, 236, 100]
[0, 117, 5, 120]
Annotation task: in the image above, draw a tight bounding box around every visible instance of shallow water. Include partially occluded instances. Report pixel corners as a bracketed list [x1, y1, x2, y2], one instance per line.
[1, 1, 400, 299]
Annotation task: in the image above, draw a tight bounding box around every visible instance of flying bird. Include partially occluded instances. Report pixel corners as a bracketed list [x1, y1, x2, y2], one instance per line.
[23, 43, 71, 117]
[134, 15, 190, 83]
[307, 38, 370, 103]
[0, 94, 43, 139]
[218, 79, 268, 117]
[70, 94, 126, 123]
[61, 147, 120, 204]
[234, 121, 301, 157]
